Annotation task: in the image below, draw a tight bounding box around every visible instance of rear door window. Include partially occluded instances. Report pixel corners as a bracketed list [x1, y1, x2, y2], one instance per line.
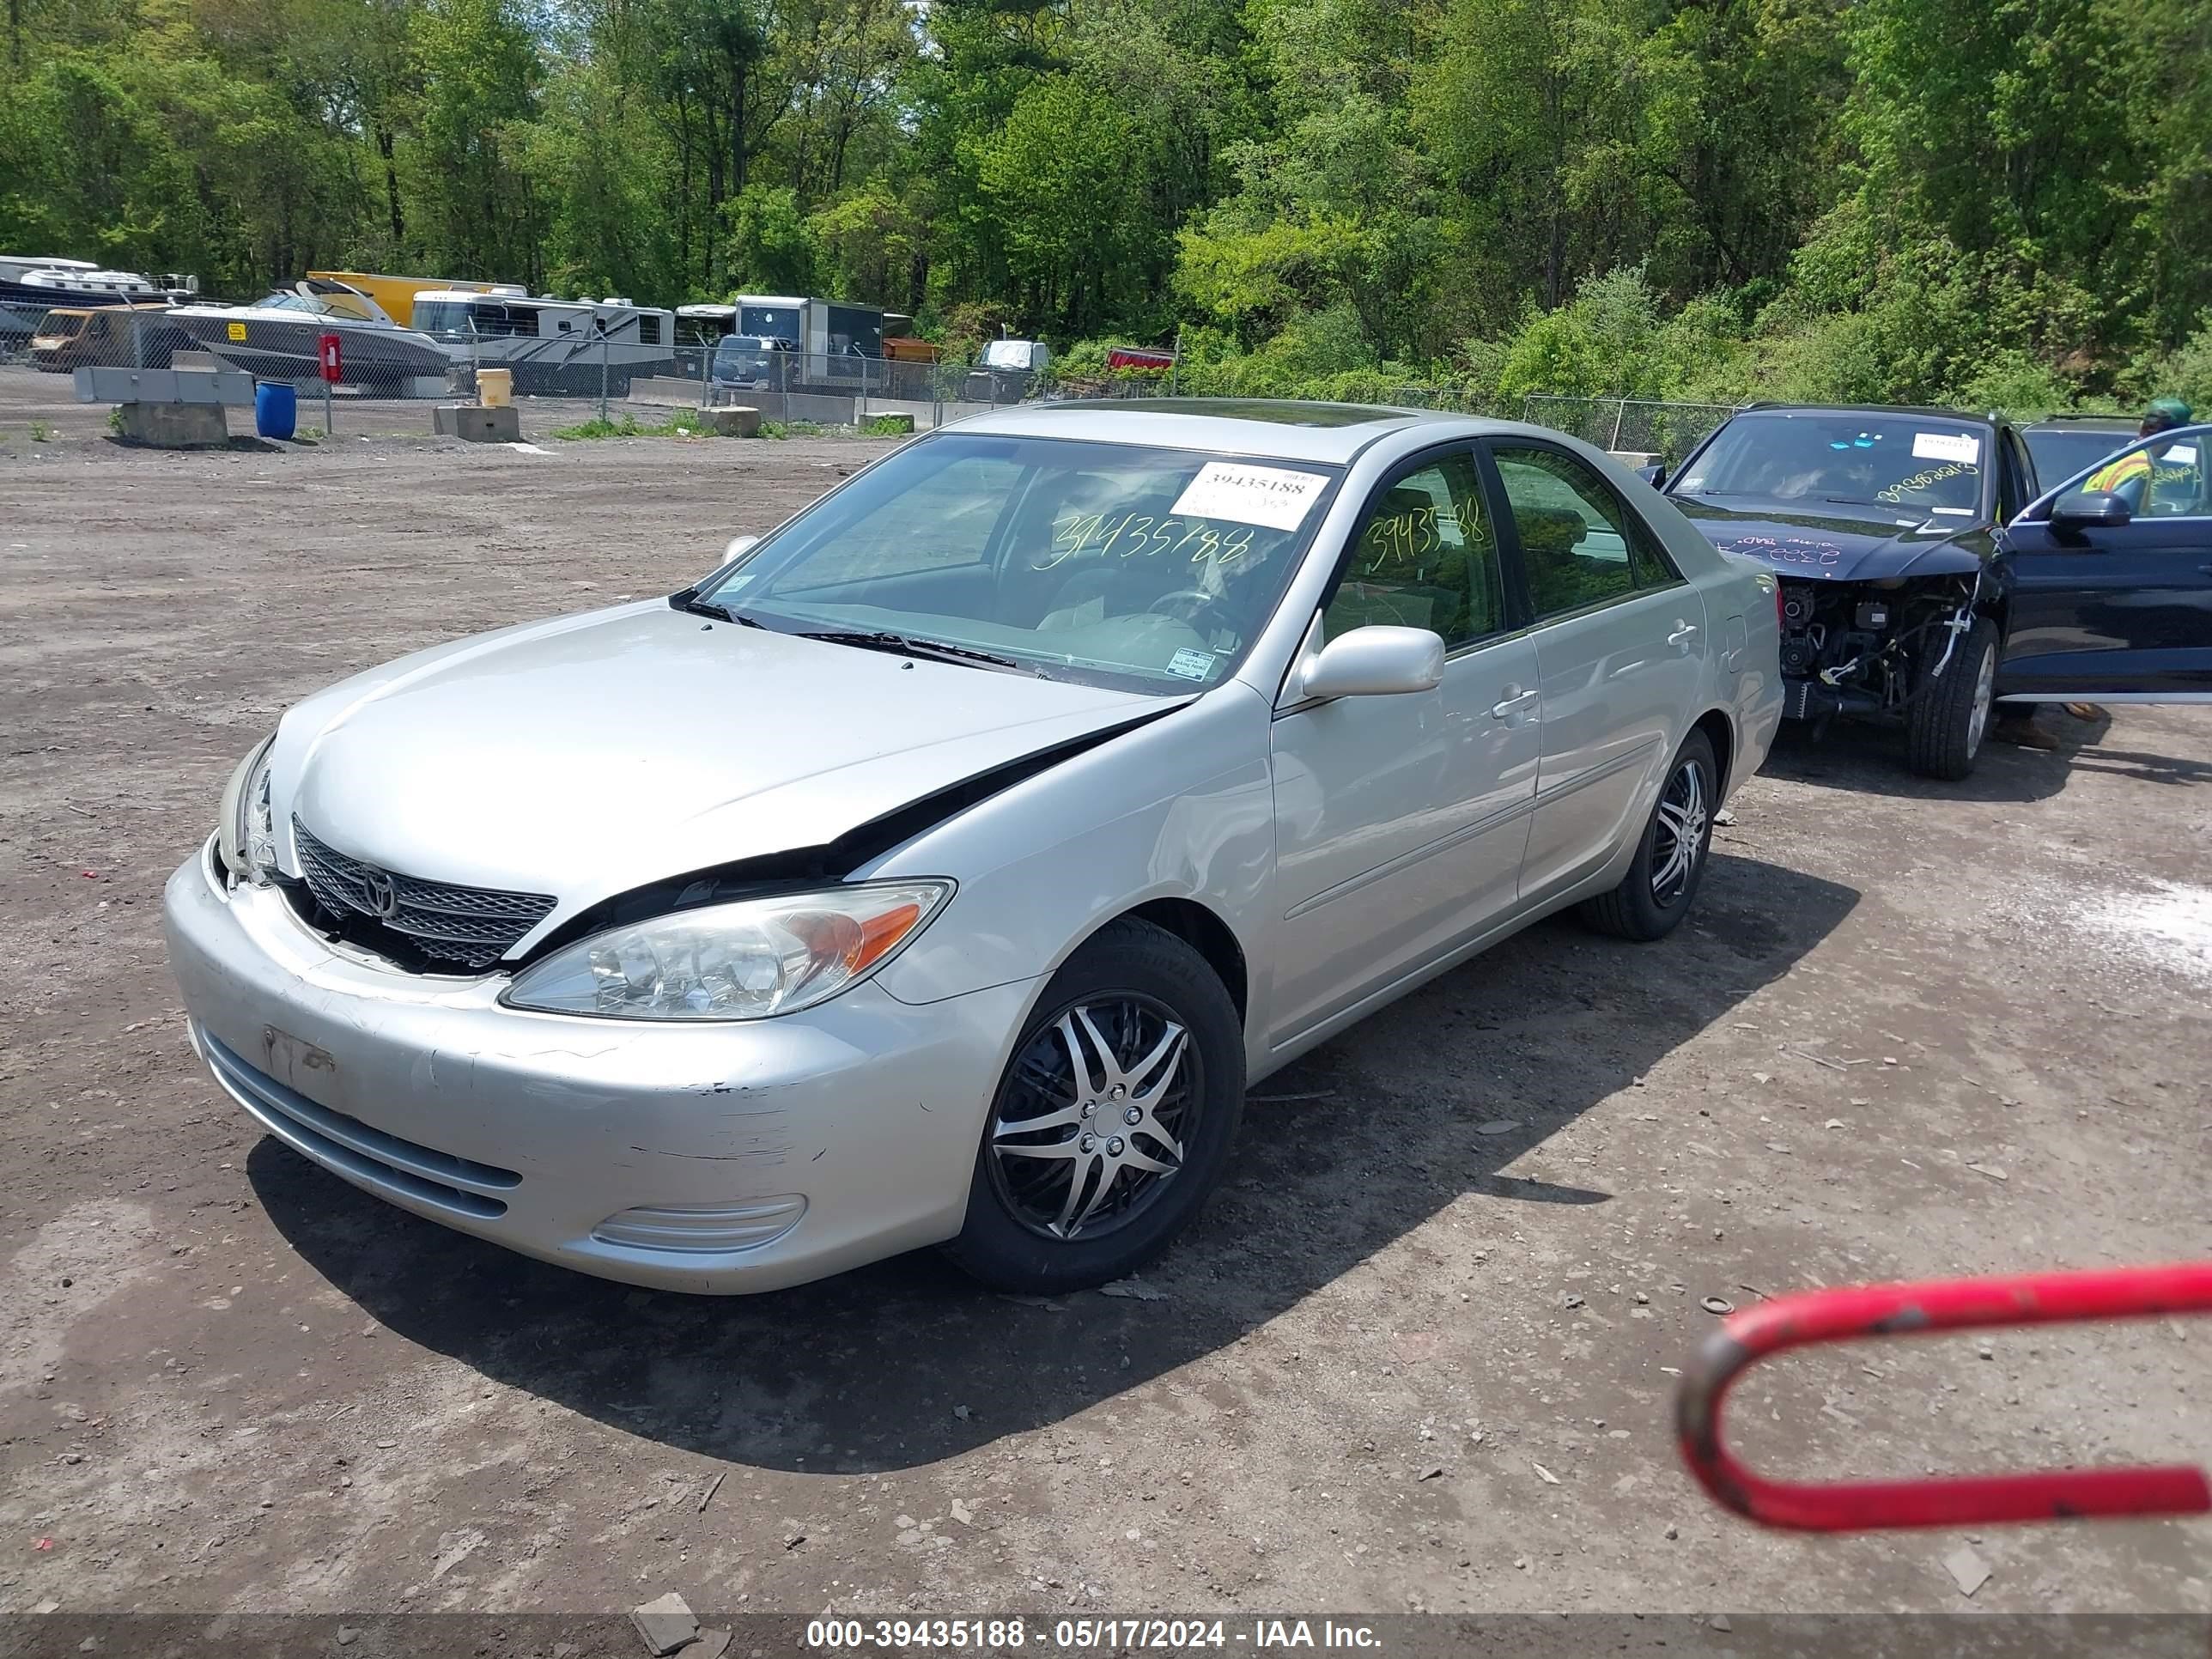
[1489, 444, 1680, 621]
[1323, 450, 1506, 647]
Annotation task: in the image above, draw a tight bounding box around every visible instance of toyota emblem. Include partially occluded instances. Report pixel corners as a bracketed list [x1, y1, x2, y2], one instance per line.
[361, 869, 399, 919]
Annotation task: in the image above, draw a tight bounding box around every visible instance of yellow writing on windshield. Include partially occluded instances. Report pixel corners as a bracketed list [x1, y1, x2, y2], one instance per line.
[1036, 513, 1257, 572]
[1875, 461, 1978, 505]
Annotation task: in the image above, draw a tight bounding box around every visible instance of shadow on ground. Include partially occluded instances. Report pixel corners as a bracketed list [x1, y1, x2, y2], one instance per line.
[1758, 709, 2094, 803]
[252, 850, 1858, 1474]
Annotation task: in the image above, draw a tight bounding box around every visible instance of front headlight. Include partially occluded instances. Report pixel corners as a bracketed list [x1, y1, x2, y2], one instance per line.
[501, 880, 953, 1021]
[215, 735, 277, 887]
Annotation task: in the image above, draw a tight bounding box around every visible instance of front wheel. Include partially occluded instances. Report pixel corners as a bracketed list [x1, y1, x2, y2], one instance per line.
[945, 920, 1245, 1294]
[1905, 617, 1999, 781]
[1577, 728, 1718, 942]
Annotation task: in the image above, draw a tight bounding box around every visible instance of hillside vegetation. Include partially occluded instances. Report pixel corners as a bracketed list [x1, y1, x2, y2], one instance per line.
[4, 0, 2207, 413]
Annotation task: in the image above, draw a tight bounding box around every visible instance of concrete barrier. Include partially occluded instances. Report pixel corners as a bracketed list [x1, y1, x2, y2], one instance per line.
[434, 404, 523, 442]
[116, 403, 231, 447]
[74, 365, 252, 448]
[860, 396, 993, 430]
[74, 366, 253, 406]
[701, 406, 762, 437]
[628, 376, 711, 409]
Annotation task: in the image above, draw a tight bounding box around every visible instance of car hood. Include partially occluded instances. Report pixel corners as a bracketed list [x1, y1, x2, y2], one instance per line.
[273, 601, 1171, 907]
[1668, 497, 1992, 582]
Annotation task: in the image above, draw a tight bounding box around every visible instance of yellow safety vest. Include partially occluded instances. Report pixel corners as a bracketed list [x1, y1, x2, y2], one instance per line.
[2084, 447, 2151, 495]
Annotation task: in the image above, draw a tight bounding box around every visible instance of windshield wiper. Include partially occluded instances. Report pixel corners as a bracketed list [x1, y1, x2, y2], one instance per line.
[795, 629, 1030, 672]
[675, 594, 763, 626]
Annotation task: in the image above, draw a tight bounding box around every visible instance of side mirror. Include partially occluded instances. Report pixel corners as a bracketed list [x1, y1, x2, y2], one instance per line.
[2049, 490, 2130, 530]
[1297, 626, 1446, 700]
[1635, 463, 1667, 489]
[722, 533, 760, 562]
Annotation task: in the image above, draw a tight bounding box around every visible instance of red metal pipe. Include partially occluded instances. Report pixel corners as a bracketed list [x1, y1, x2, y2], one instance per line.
[1676, 1261, 2212, 1531]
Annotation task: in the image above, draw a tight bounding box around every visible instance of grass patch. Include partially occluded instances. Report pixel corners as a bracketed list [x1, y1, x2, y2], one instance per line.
[106, 407, 125, 436]
[553, 412, 724, 441]
[28, 419, 53, 442]
[556, 411, 886, 441]
[859, 414, 915, 437]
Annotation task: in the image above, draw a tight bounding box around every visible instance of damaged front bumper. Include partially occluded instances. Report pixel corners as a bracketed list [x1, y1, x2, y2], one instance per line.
[162, 839, 1036, 1293]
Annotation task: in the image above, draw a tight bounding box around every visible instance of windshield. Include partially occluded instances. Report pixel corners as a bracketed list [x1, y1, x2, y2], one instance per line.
[256, 289, 387, 325]
[414, 300, 477, 333]
[2024, 427, 2134, 489]
[696, 434, 1342, 692]
[714, 337, 776, 377]
[740, 304, 801, 345]
[1675, 413, 1993, 516]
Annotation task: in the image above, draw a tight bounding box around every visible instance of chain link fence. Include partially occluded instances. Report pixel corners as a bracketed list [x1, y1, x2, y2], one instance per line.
[1516, 396, 1742, 463]
[616, 345, 1042, 428]
[18, 301, 1054, 432]
[24, 301, 1748, 451]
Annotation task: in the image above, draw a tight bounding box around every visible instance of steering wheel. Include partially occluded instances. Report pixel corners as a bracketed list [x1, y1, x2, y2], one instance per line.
[1146, 587, 1223, 626]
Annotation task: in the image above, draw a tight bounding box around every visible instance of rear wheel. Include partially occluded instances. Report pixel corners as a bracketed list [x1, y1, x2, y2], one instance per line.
[945, 920, 1244, 1293]
[1905, 617, 1998, 781]
[1578, 729, 1717, 942]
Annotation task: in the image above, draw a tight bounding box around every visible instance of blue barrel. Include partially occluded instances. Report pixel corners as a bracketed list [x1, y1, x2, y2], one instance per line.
[254, 381, 297, 441]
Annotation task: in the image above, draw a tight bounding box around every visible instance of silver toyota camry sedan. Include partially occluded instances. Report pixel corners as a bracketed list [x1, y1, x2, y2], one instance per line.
[164, 401, 1781, 1296]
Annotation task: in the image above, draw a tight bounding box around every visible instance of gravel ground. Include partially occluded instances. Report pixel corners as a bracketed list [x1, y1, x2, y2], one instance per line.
[2, 398, 2209, 1629]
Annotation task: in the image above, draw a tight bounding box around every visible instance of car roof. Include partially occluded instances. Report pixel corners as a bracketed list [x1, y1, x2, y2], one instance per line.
[2021, 415, 2137, 428]
[1735, 402, 2000, 427]
[945, 398, 1502, 465]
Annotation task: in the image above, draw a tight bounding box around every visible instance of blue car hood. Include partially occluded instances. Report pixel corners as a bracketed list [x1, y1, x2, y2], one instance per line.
[1668, 497, 1993, 582]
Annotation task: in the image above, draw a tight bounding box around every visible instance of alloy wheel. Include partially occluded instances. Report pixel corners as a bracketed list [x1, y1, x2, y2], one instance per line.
[1650, 757, 1709, 907]
[988, 997, 1197, 1242]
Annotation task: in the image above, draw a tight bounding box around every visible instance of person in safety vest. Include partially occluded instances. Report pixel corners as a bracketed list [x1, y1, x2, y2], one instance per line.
[2080, 397, 2195, 511]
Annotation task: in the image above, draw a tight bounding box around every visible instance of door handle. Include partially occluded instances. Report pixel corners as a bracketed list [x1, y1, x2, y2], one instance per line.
[1491, 688, 1540, 720]
[1668, 622, 1700, 647]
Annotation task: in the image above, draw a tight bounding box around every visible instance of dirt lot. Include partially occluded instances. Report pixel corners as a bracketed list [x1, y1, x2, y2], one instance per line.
[2, 390, 2209, 1632]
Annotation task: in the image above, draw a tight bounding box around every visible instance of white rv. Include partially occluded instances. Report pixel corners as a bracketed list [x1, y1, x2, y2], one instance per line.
[410, 287, 680, 394]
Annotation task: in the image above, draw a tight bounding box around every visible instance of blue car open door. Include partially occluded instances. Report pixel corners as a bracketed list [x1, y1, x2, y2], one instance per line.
[1996, 424, 2212, 705]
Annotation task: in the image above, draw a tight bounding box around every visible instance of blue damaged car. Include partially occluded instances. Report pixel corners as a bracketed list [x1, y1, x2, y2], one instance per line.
[1650, 404, 2212, 780]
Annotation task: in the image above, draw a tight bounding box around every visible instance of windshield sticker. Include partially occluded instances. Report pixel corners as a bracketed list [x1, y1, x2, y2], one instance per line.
[1166, 647, 1214, 680]
[1929, 507, 1972, 515]
[1170, 462, 1329, 531]
[2163, 443, 2198, 465]
[1912, 431, 1981, 465]
[1828, 433, 1881, 450]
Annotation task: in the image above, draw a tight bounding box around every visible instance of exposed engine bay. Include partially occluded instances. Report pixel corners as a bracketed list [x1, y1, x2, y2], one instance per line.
[1777, 571, 1984, 723]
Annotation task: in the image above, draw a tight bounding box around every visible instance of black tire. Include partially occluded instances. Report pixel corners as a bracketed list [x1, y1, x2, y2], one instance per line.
[945, 919, 1244, 1294]
[1578, 728, 1718, 942]
[1905, 617, 1999, 781]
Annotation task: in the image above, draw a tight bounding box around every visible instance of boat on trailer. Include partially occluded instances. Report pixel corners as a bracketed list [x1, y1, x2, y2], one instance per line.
[0, 256, 200, 343]
[169, 277, 451, 386]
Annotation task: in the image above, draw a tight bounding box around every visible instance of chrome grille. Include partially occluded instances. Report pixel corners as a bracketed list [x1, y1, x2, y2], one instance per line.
[291, 817, 556, 970]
